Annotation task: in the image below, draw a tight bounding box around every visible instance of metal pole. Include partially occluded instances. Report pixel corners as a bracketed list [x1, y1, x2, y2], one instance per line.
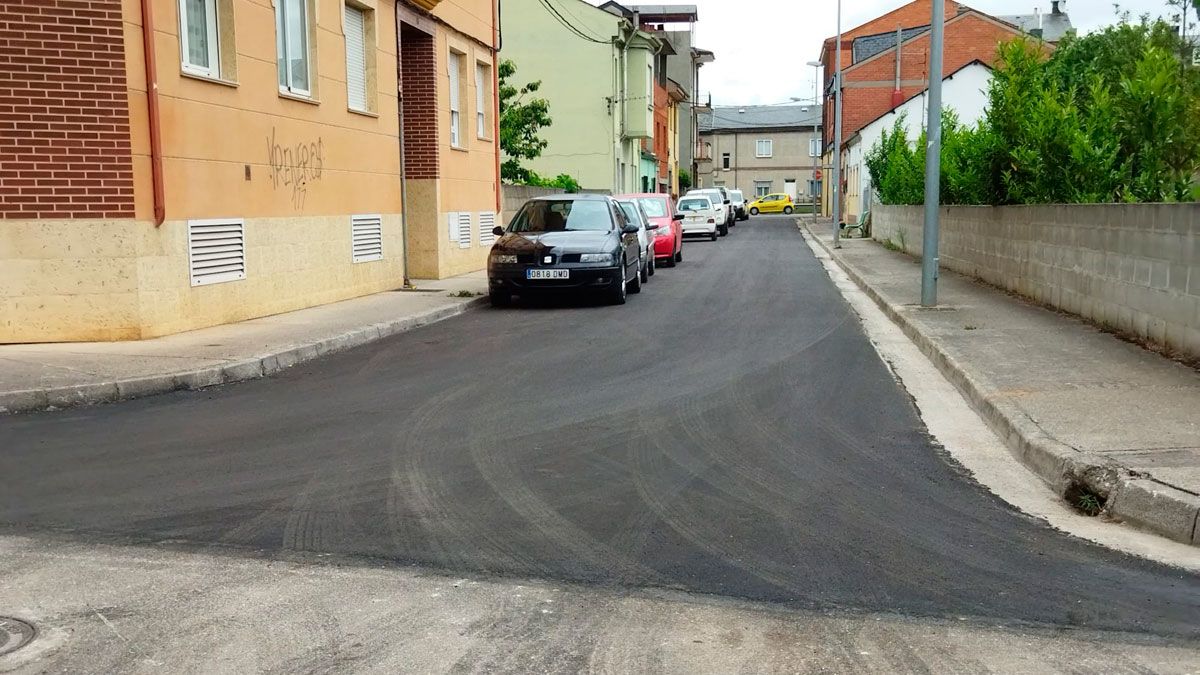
[920, 0, 945, 306]
[831, 0, 843, 248]
[396, 17, 414, 289]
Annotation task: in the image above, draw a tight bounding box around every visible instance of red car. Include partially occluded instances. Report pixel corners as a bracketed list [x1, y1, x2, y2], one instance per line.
[614, 193, 683, 267]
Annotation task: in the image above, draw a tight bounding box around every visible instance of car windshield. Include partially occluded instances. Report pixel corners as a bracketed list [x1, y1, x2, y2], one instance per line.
[678, 198, 709, 212]
[509, 200, 612, 233]
[616, 201, 645, 227]
[730, 191, 743, 202]
[636, 197, 668, 218]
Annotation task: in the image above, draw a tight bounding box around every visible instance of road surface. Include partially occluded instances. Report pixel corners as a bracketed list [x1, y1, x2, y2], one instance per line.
[2, 215, 1198, 638]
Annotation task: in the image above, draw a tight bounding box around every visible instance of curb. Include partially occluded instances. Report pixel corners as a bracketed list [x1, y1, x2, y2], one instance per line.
[0, 296, 489, 415]
[799, 222, 1200, 547]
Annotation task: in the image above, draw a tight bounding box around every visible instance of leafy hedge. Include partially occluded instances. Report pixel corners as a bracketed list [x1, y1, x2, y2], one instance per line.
[867, 18, 1200, 206]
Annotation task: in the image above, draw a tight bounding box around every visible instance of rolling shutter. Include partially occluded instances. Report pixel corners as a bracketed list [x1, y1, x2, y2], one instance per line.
[344, 4, 367, 111]
[478, 212, 496, 246]
[351, 214, 382, 262]
[188, 219, 245, 286]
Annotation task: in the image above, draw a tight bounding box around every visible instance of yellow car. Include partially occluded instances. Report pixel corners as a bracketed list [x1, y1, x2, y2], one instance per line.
[748, 193, 794, 215]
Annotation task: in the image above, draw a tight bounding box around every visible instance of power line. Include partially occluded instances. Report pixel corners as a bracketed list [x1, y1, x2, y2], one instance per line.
[538, 0, 611, 44]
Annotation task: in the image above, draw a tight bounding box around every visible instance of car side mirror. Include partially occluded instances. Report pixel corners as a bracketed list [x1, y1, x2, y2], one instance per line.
[622, 223, 640, 234]
[724, 200, 731, 205]
[492, 225, 505, 237]
[646, 222, 659, 229]
[673, 213, 684, 221]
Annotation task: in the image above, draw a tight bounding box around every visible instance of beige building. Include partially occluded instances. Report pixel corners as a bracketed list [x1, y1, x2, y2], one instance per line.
[696, 105, 822, 204]
[1, 0, 499, 343]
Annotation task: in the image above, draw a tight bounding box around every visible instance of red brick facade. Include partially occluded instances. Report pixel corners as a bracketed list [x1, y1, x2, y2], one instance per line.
[653, 79, 668, 184]
[0, 0, 135, 219]
[822, 5, 1034, 149]
[399, 23, 439, 180]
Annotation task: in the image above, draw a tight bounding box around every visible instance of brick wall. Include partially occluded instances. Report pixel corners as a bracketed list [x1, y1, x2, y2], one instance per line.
[654, 79, 668, 179]
[872, 204, 1200, 359]
[400, 24, 439, 180]
[0, 0, 134, 219]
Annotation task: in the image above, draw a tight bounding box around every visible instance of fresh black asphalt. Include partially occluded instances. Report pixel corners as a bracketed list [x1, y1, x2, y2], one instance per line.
[2, 215, 1198, 638]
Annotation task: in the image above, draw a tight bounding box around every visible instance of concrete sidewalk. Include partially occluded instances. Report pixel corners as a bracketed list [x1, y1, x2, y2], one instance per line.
[0, 272, 488, 414]
[801, 219, 1200, 547]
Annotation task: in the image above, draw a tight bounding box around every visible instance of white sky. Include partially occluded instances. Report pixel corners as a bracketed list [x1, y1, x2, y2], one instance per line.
[588, 0, 1189, 106]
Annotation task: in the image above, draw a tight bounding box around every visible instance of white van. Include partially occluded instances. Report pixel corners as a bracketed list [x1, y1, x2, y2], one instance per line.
[676, 195, 721, 241]
[683, 188, 730, 236]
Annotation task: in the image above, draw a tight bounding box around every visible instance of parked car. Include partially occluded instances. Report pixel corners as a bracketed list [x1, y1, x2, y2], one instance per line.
[748, 193, 794, 215]
[616, 198, 656, 283]
[683, 188, 730, 236]
[615, 192, 682, 267]
[676, 194, 720, 241]
[729, 189, 749, 221]
[487, 195, 644, 306]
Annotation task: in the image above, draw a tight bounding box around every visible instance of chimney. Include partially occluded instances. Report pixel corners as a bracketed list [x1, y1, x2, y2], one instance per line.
[1051, 0, 1062, 15]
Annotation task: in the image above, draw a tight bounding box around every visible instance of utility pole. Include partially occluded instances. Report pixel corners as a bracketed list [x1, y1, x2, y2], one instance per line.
[831, 0, 843, 248]
[920, 0, 945, 306]
[806, 62, 821, 216]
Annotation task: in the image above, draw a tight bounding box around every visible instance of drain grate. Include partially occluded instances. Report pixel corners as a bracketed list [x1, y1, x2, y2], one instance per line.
[0, 617, 35, 656]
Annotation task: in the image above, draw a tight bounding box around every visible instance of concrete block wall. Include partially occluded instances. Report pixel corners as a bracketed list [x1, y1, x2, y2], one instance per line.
[872, 204, 1200, 359]
[500, 185, 611, 225]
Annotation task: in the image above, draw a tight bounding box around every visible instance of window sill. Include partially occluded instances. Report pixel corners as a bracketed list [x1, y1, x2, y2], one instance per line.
[181, 70, 238, 88]
[279, 90, 320, 105]
[450, 145, 469, 153]
[349, 107, 379, 118]
[476, 135, 494, 143]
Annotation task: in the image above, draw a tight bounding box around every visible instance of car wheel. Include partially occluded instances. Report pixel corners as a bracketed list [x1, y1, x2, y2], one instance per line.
[719, 223, 729, 236]
[675, 246, 682, 263]
[784, 206, 794, 214]
[639, 256, 649, 284]
[664, 246, 676, 267]
[489, 289, 511, 307]
[608, 262, 628, 305]
[750, 207, 759, 215]
[648, 254, 655, 277]
[629, 255, 643, 294]
[710, 231, 718, 241]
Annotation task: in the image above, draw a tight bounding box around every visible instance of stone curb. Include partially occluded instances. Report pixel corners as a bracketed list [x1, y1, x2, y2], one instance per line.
[0, 296, 489, 416]
[799, 222, 1200, 547]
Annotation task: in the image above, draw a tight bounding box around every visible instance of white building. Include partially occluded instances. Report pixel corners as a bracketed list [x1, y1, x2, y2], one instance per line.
[842, 61, 992, 222]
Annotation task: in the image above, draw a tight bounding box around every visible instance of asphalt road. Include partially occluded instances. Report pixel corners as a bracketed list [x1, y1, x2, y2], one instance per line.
[2, 215, 1198, 638]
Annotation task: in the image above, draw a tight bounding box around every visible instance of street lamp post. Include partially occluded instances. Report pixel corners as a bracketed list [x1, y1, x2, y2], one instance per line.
[920, 0, 945, 306]
[831, 0, 842, 248]
[805, 61, 821, 218]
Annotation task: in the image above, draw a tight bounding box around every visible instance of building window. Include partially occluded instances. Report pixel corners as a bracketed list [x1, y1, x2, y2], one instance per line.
[449, 49, 465, 148]
[475, 61, 492, 139]
[721, 152, 730, 170]
[343, 2, 376, 112]
[809, 138, 821, 157]
[180, 0, 219, 77]
[756, 140, 773, 158]
[276, 0, 313, 95]
[755, 181, 771, 197]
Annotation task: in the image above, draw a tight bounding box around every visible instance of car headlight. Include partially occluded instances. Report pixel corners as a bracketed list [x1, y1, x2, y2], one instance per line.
[578, 253, 613, 263]
[491, 253, 518, 264]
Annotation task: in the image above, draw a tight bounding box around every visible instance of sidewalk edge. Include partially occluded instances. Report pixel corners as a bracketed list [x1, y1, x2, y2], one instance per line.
[800, 222, 1199, 547]
[0, 296, 489, 415]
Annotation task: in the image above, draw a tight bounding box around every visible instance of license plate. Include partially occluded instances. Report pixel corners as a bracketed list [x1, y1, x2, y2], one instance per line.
[686, 216, 703, 223]
[526, 269, 569, 280]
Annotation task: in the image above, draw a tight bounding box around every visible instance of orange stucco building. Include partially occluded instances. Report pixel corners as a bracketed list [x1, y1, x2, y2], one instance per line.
[1, 0, 499, 342]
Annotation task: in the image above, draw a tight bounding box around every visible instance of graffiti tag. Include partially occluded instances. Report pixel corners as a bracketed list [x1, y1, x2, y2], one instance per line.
[267, 128, 324, 209]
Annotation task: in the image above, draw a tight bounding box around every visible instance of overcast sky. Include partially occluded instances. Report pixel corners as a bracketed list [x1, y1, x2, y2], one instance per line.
[588, 0, 1190, 106]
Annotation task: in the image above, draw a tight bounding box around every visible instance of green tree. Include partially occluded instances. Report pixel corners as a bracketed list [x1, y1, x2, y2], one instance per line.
[498, 60, 552, 183]
[678, 169, 692, 191]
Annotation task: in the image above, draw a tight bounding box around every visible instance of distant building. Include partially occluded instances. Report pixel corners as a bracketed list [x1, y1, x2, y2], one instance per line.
[696, 105, 823, 203]
[842, 61, 992, 222]
[999, 0, 1074, 43]
[500, 0, 665, 192]
[816, 0, 1053, 219]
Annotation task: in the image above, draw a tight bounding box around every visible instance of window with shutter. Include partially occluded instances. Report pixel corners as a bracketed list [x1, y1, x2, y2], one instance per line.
[457, 212, 472, 249]
[344, 4, 367, 111]
[351, 214, 382, 262]
[449, 51, 462, 147]
[756, 140, 773, 158]
[188, 219, 246, 286]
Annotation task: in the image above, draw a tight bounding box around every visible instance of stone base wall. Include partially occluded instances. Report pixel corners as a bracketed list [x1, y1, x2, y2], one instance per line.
[871, 204, 1200, 359]
[2, 214, 406, 342]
